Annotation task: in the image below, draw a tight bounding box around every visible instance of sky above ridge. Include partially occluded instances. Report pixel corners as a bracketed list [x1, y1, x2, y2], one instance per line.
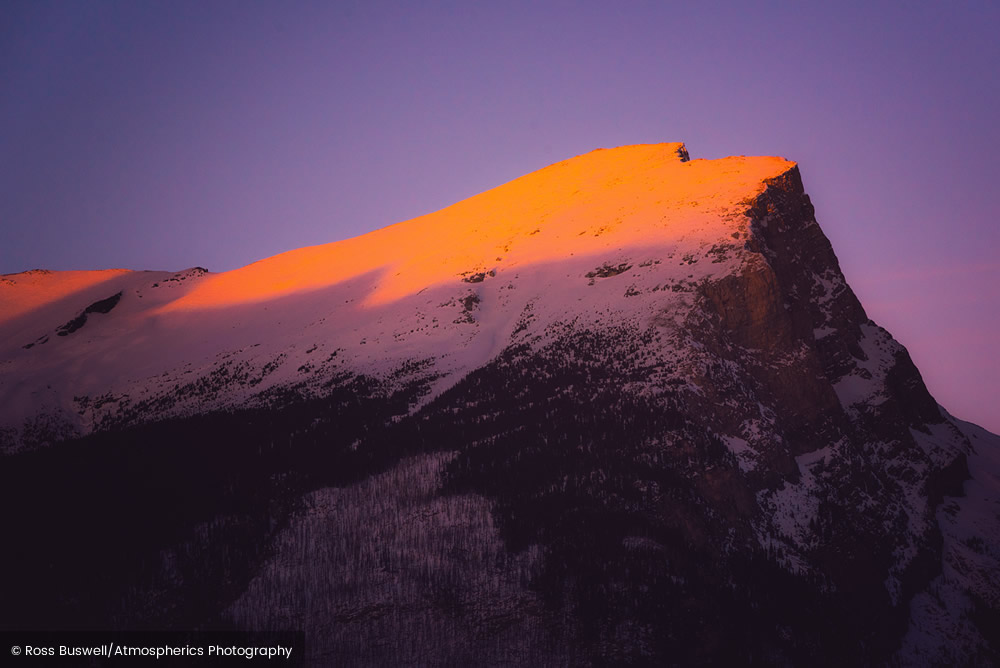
[1, 0, 998, 433]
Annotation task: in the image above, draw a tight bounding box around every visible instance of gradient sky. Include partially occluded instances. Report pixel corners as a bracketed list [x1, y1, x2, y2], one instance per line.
[2, 0, 998, 433]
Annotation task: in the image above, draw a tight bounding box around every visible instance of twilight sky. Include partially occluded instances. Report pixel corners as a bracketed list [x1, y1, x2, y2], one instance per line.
[1, 0, 998, 433]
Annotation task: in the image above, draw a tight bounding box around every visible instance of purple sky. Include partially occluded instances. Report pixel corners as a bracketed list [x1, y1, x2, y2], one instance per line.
[2, 1, 998, 433]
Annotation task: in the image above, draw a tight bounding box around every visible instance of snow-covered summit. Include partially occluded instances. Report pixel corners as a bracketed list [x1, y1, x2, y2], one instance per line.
[0, 143, 793, 442]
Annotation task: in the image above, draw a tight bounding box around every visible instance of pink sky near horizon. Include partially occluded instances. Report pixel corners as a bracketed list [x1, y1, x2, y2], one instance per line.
[1, 1, 997, 433]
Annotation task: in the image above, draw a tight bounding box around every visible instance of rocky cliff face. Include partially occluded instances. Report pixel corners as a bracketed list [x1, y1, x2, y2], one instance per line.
[1, 144, 997, 665]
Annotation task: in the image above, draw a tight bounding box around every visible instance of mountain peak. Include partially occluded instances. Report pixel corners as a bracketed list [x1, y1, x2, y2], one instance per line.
[155, 144, 793, 311]
[2, 145, 995, 664]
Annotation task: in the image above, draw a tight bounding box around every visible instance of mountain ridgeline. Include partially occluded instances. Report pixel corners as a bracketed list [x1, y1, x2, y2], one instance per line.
[1, 144, 997, 665]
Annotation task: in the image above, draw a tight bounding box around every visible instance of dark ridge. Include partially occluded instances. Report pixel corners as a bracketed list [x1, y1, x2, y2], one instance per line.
[55, 314, 87, 336]
[84, 291, 123, 315]
[55, 291, 123, 336]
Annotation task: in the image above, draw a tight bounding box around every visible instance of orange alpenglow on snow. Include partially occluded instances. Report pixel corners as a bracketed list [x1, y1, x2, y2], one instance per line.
[0, 268, 132, 325]
[158, 143, 794, 311]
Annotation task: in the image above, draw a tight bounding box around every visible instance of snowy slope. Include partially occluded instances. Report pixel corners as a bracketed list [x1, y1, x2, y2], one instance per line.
[1, 143, 791, 448]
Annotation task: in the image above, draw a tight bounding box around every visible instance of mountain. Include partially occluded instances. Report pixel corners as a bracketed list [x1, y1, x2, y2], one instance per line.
[1, 143, 997, 665]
